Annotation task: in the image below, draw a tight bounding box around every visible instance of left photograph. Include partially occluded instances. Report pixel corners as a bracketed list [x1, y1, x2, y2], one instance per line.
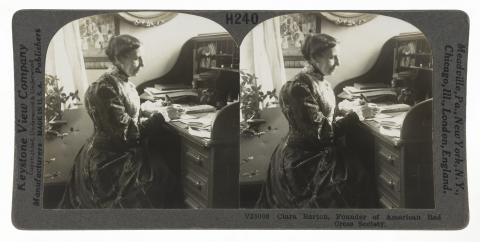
[43, 12, 240, 209]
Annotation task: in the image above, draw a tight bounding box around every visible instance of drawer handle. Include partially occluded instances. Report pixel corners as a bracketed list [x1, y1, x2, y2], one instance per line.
[387, 155, 395, 165]
[379, 151, 396, 166]
[379, 173, 398, 191]
[186, 174, 204, 191]
[46, 157, 56, 165]
[186, 151, 204, 167]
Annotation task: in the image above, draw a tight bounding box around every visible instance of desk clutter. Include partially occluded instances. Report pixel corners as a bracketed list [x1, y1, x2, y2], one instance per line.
[141, 100, 217, 140]
[141, 84, 198, 102]
[140, 80, 221, 140]
[177, 112, 216, 139]
[342, 82, 397, 102]
[339, 79, 419, 139]
[339, 100, 409, 138]
[370, 112, 407, 138]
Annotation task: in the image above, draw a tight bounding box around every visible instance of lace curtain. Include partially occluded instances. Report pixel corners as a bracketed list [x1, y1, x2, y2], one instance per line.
[240, 17, 287, 96]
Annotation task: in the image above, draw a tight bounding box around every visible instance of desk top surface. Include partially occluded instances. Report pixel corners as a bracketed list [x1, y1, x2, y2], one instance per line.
[44, 109, 93, 185]
[240, 108, 288, 185]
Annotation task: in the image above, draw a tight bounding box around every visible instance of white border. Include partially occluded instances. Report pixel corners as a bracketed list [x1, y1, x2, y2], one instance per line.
[1, 0, 478, 241]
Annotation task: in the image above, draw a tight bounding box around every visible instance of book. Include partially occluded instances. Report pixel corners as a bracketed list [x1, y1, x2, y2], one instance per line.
[142, 88, 198, 101]
[378, 104, 411, 113]
[360, 90, 397, 102]
[145, 87, 196, 94]
[163, 91, 198, 99]
[182, 104, 216, 114]
[354, 82, 390, 90]
[344, 86, 396, 94]
[154, 83, 192, 91]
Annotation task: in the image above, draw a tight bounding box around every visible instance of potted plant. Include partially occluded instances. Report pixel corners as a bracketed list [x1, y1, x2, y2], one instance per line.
[45, 74, 81, 133]
[240, 71, 277, 134]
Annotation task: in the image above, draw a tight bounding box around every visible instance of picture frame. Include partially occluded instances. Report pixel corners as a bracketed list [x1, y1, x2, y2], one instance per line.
[320, 12, 377, 26]
[117, 11, 177, 27]
[78, 13, 119, 69]
[279, 13, 321, 68]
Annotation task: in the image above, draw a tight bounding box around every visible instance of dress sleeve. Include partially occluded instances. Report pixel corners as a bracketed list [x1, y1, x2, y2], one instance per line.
[97, 81, 140, 145]
[290, 82, 333, 143]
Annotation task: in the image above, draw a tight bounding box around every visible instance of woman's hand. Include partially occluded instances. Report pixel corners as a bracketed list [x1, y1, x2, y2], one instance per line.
[141, 101, 185, 121]
[338, 99, 378, 120]
[338, 99, 364, 115]
[166, 105, 184, 120]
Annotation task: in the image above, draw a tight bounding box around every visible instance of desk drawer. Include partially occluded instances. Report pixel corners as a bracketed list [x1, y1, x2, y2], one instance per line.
[184, 192, 207, 209]
[182, 169, 209, 201]
[182, 138, 210, 157]
[182, 140, 210, 175]
[183, 147, 210, 175]
[375, 141, 400, 174]
[379, 193, 399, 209]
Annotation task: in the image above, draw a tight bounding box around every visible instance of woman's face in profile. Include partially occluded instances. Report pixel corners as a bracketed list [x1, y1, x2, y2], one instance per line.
[116, 48, 144, 77]
[311, 46, 340, 76]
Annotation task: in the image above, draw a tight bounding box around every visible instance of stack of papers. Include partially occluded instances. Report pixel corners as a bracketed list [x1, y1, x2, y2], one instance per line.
[177, 113, 215, 126]
[177, 112, 217, 139]
[188, 127, 211, 139]
[182, 104, 216, 114]
[372, 112, 407, 138]
[379, 126, 401, 138]
[373, 113, 406, 128]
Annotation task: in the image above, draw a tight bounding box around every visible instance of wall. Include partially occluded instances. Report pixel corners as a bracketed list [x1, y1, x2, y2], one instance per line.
[86, 13, 227, 86]
[67, 13, 421, 91]
[285, 14, 420, 88]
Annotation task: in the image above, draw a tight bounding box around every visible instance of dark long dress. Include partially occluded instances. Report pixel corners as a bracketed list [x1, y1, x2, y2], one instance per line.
[256, 69, 370, 208]
[59, 67, 175, 208]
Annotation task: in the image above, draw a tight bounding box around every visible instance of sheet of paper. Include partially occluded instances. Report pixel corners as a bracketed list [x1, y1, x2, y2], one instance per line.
[188, 126, 211, 138]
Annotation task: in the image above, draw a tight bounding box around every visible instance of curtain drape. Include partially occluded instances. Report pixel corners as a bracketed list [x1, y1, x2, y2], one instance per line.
[46, 20, 89, 107]
[240, 17, 286, 95]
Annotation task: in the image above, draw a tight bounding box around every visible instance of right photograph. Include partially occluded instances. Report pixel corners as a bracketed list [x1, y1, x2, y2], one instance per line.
[239, 12, 433, 209]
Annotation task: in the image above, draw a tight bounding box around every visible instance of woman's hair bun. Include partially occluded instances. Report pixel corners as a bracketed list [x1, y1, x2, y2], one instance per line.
[105, 34, 141, 62]
[301, 33, 338, 60]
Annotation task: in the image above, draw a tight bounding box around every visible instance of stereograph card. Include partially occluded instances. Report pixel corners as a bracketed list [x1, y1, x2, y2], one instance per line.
[11, 10, 469, 229]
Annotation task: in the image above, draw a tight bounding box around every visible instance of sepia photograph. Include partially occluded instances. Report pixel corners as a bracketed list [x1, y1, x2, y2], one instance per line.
[43, 11, 435, 210]
[9, 6, 471, 231]
[239, 12, 434, 209]
[43, 11, 240, 209]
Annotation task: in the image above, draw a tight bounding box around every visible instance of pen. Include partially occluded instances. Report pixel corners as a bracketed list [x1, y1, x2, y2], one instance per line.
[360, 93, 369, 104]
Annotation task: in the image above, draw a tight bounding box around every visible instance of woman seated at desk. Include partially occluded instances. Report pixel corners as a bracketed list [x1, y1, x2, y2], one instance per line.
[60, 34, 178, 208]
[256, 34, 376, 208]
